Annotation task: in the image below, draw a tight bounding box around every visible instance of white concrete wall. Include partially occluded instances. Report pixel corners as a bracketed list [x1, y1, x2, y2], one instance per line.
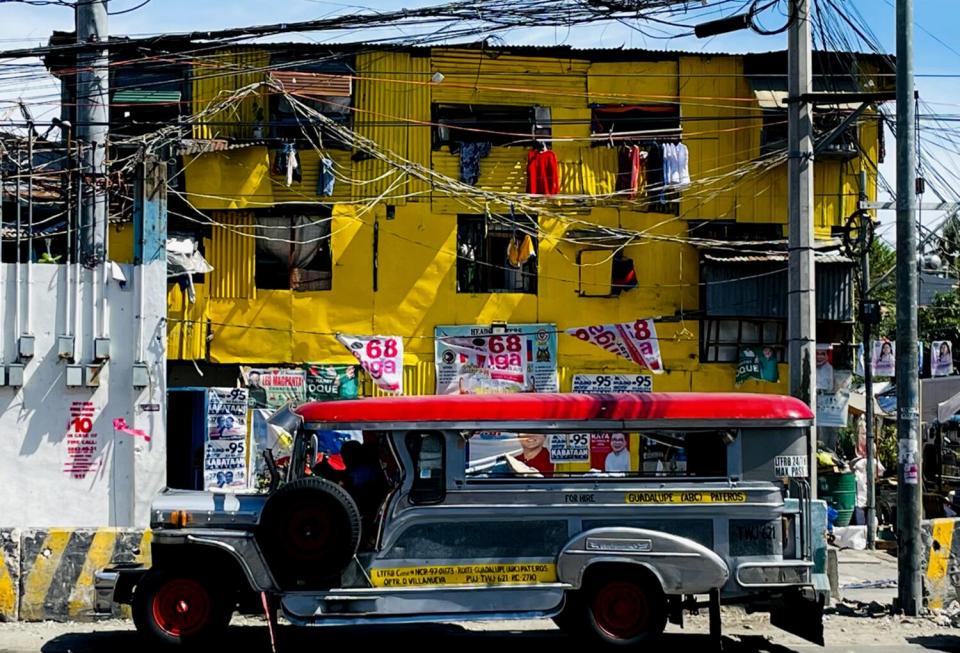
[0, 261, 167, 528]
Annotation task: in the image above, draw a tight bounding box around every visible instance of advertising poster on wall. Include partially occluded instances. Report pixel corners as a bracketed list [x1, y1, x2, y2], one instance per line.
[304, 364, 360, 401]
[736, 346, 779, 385]
[816, 371, 852, 428]
[571, 374, 652, 393]
[435, 323, 558, 395]
[336, 334, 404, 394]
[816, 344, 835, 392]
[565, 318, 663, 373]
[206, 388, 248, 440]
[242, 367, 307, 409]
[203, 439, 247, 490]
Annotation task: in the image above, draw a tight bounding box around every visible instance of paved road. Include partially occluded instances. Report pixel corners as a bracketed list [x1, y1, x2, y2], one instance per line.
[2, 619, 959, 653]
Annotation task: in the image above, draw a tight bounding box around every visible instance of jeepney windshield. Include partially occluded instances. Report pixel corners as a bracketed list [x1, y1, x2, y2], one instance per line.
[465, 429, 734, 479]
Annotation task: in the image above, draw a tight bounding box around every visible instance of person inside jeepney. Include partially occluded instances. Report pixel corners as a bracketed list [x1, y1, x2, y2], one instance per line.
[513, 433, 554, 476]
[339, 440, 389, 538]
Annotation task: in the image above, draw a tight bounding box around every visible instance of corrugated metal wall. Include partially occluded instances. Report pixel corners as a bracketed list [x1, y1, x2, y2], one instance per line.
[703, 261, 854, 321]
[192, 49, 269, 140]
[354, 52, 432, 203]
[207, 211, 256, 300]
[430, 49, 589, 108]
[167, 283, 208, 361]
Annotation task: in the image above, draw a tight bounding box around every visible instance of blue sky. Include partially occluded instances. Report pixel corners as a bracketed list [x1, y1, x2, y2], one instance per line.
[2, 0, 959, 229]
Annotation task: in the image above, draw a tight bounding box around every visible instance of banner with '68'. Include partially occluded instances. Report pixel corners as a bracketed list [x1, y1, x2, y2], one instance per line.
[336, 334, 404, 395]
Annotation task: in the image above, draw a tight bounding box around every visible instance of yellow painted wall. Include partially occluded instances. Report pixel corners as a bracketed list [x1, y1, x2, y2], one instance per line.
[169, 47, 883, 395]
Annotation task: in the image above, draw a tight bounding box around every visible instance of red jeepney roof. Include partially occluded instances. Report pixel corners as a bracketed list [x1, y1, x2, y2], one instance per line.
[294, 392, 813, 424]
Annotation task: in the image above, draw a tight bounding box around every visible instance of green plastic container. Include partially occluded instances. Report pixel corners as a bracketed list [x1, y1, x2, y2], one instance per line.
[819, 471, 857, 528]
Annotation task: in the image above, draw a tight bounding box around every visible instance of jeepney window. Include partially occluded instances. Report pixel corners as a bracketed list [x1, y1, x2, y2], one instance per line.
[465, 430, 732, 479]
[406, 431, 445, 504]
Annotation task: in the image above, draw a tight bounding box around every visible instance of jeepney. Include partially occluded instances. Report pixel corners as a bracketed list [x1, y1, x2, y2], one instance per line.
[95, 392, 828, 648]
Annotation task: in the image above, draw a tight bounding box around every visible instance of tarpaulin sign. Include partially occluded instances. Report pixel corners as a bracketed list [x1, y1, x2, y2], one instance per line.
[565, 319, 663, 373]
[337, 334, 404, 394]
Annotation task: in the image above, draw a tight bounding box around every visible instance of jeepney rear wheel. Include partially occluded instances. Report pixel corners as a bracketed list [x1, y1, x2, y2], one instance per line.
[580, 569, 667, 646]
[132, 568, 232, 649]
[257, 477, 362, 589]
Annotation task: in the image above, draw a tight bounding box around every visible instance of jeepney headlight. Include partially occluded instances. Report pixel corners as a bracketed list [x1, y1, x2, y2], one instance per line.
[155, 510, 193, 529]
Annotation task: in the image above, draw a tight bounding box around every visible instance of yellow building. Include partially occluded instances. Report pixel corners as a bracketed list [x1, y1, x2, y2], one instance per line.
[134, 44, 890, 396]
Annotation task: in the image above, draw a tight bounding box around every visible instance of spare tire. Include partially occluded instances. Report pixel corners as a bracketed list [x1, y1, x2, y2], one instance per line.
[257, 477, 362, 590]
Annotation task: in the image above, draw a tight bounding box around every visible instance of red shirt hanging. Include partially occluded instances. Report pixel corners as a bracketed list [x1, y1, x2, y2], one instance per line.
[527, 148, 560, 196]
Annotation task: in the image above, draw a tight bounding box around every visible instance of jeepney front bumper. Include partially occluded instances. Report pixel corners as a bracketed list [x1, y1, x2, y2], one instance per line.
[94, 564, 147, 615]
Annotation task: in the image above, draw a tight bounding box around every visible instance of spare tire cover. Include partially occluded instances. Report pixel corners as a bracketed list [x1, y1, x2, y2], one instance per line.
[257, 477, 362, 588]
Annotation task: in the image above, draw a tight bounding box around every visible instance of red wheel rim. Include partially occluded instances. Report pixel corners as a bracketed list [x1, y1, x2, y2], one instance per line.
[284, 505, 335, 559]
[151, 578, 212, 638]
[592, 581, 650, 640]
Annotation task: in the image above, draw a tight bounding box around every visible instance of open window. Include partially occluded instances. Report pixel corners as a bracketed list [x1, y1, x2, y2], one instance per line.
[269, 71, 353, 147]
[457, 214, 537, 294]
[700, 319, 786, 364]
[590, 103, 681, 140]
[406, 431, 445, 504]
[254, 207, 333, 291]
[760, 106, 858, 158]
[464, 430, 733, 480]
[433, 103, 551, 149]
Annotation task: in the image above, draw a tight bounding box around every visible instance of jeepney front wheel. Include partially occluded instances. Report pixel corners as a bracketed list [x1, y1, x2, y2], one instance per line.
[560, 567, 667, 646]
[132, 568, 233, 649]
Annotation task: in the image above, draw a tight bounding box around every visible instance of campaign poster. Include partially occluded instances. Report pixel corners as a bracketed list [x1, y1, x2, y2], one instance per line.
[304, 364, 360, 401]
[435, 323, 558, 395]
[242, 367, 306, 409]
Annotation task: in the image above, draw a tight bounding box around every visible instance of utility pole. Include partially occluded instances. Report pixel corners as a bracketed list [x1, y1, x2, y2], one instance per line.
[895, 0, 922, 616]
[859, 171, 878, 550]
[76, 0, 108, 263]
[788, 0, 817, 489]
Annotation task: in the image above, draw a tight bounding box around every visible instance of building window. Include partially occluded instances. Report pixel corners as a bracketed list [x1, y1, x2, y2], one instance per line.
[700, 319, 785, 363]
[255, 209, 332, 291]
[761, 108, 858, 157]
[457, 214, 537, 294]
[269, 71, 352, 147]
[591, 104, 681, 215]
[433, 104, 551, 149]
[590, 103, 681, 139]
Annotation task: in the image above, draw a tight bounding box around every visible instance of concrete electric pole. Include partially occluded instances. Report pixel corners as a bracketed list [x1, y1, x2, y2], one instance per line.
[788, 0, 817, 489]
[76, 0, 108, 263]
[895, 0, 922, 617]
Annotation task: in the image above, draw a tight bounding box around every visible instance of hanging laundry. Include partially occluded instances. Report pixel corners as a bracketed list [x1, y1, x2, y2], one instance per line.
[458, 141, 492, 186]
[527, 147, 560, 195]
[616, 146, 634, 193]
[677, 142, 691, 185]
[645, 143, 664, 195]
[507, 232, 536, 267]
[317, 157, 336, 196]
[285, 144, 302, 186]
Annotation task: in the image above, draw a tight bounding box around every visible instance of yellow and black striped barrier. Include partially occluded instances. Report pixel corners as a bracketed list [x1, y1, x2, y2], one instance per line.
[923, 518, 960, 610]
[17, 528, 151, 622]
[0, 529, 19, 621]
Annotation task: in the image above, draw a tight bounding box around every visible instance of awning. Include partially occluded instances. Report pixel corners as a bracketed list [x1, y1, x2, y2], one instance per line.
[113, 89, 181, 105]
[269, 71, 352, 97]
[752, 89, 865, 111]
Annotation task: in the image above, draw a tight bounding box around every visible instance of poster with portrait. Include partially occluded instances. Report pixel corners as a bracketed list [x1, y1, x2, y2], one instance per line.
[304, 364, 360, 401]
[241, 367, 307, 409]
[816, 344, 835, 392]
[336, 334, 404, 394]
[435, 323, 558, 395]
[203, 439, 247, 490]
[932, 341, 954, 377]
[589, 433, 634, 473]
[735, 346, 779, 386]
[872, 340, 896, 378]
[206, 388, 248, 440]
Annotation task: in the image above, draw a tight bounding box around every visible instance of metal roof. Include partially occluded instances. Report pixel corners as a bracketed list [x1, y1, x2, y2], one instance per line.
[703, 252, 853, 265]
[295, 392, 814, 424]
